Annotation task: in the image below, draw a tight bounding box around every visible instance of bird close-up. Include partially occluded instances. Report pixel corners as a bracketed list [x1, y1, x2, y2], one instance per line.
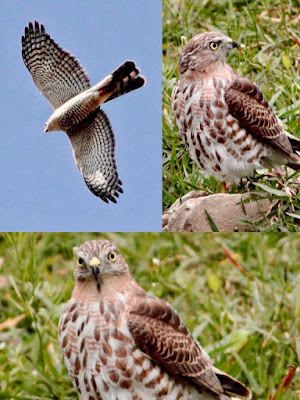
[22, 21, 145, 203]
[58, 238, 251, 400]
[172, 31, 300, 186]
[1, 232, 299, 399]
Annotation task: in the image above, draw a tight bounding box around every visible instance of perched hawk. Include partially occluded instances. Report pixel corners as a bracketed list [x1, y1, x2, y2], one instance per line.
[22, 21, 145, 203]
[58, 239, 251, 400]
[172, 31, 300, 184]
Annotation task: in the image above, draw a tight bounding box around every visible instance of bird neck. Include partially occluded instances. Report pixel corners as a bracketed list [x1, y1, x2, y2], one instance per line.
[72, 274, 133, 302]
[182, 60, 233, 81]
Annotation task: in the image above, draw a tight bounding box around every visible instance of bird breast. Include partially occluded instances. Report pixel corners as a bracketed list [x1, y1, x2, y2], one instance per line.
[45, 89, 101, 132]
[58, 297, 137, 396]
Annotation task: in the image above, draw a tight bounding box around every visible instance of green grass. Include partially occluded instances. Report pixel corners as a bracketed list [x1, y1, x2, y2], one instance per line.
[163, 0, 300, 231]
[0, 232, 299, 399]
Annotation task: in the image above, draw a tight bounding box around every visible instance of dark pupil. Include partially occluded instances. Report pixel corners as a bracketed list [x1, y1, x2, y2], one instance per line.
[78, 258, 83, 265]
[110, 253, 115, 259]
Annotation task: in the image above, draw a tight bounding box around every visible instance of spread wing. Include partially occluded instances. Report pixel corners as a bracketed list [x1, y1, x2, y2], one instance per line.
[225, 77, 299, 162]
[67, 109, 122, 203]
[127, 291, 224, 396]
[22, 21, 90, 109]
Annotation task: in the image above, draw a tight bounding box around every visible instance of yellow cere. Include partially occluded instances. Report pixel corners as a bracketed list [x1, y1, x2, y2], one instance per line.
[89, 257, 101, 267]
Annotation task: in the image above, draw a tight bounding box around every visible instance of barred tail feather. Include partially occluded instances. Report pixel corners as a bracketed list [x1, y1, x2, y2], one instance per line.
[213, 368, 252, 399]
[104, 60, 146, 103]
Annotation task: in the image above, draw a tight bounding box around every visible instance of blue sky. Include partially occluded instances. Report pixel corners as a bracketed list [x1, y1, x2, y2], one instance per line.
[0, 0, 161, 232]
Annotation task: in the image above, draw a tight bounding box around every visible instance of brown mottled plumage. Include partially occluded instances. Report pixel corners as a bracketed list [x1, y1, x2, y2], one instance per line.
[58, 239, 251, 400]
[22, 21, 145, 203]
[172, 31, 300, 183]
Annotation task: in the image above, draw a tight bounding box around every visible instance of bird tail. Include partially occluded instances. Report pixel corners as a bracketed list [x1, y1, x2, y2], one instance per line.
[286, 132, 300, 170]
[213, 367, 252, 399]
[103, 60, 146, 103]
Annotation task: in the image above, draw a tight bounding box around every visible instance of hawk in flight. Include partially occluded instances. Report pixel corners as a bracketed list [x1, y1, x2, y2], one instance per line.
[22, 21, 145, 203]
[58, 239, 251, 400]
[172, 31, 300, 184]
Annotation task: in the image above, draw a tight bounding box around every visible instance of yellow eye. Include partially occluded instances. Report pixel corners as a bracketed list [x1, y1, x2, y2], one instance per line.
[209, 42, 219, 50]
[108, 251, 117, 262]
[77, 257, 84, 267]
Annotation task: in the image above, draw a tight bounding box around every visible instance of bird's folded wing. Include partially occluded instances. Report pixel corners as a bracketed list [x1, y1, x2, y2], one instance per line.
[225, 77, 296, 158]
[22, 21, 90, 109]
[128, 293, 223, 395]
[67, 109, 123, 203]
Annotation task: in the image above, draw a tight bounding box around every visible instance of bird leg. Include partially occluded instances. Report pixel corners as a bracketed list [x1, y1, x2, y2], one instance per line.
[275, 180, 296, 197]
[221, 182, 231, 193]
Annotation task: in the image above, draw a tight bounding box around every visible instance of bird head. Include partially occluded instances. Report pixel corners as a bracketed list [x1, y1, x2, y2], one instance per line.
[44, 121, 50, 133]
[44, 114, 60, 132]
[179, 31, 238, 75]
[73, 239, 129, 285]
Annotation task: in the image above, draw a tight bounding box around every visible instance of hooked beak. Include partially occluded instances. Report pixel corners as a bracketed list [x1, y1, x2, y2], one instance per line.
[225, 37, 239, 50]
[89, 256, 101, 280]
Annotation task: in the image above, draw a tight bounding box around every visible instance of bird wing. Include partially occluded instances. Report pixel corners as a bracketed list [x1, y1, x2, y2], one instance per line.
[127, 290, 224, 396]
[22, 21, 91, 109]
[224, 77, 299, 161]
[67, 109, 122, 203]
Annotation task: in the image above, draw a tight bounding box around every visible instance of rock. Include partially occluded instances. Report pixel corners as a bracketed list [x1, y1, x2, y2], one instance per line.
[162, 191, 271, 232]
